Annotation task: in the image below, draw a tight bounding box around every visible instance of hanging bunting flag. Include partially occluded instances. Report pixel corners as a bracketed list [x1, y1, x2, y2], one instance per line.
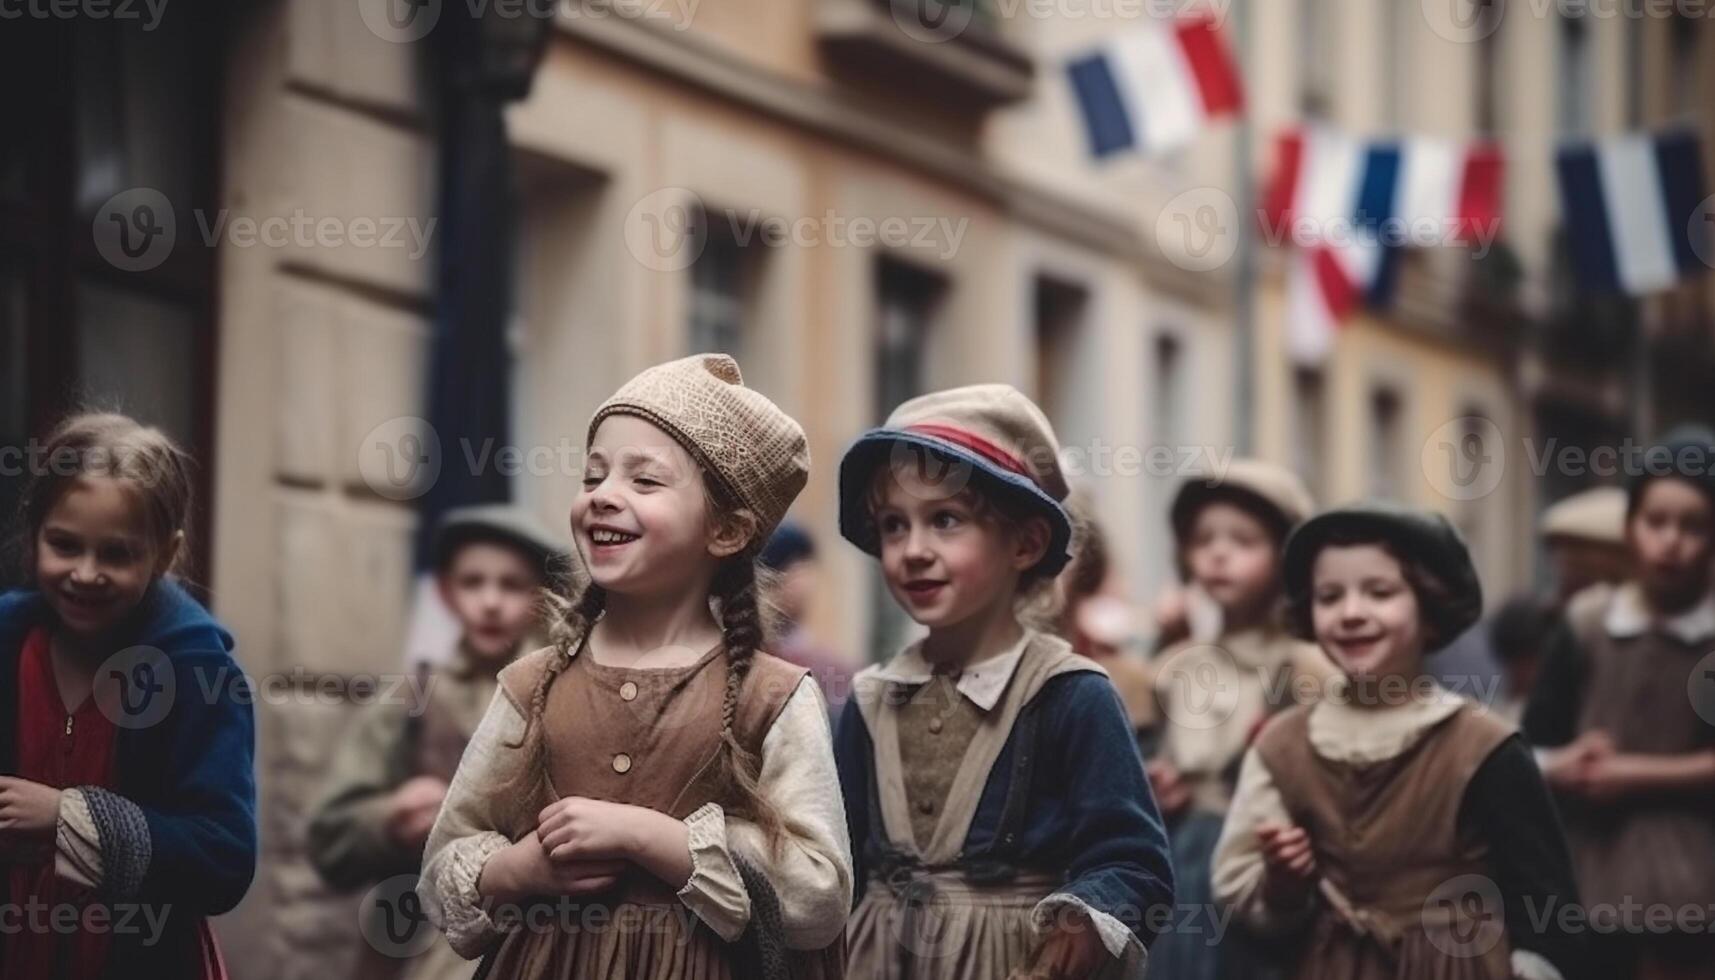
[1556, 129, 1709, 296]
[1265, 125, 1506, 362]
[1066, 15, 1244, 158]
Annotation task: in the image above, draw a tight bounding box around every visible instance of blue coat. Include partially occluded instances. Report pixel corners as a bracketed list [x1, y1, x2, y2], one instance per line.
[0, 579, 258, 979]
[835, 669, 1176, 951]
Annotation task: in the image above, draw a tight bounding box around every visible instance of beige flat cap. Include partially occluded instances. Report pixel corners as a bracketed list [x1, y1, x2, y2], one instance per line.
[1539, 486, 1626, 546]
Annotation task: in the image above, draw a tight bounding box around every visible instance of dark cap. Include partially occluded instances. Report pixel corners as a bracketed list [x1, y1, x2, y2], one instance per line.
[760, 522, 816, 571]
[433, 504, 568, 579]
[1170, 458, 1315, 545]
[1627, 425, 1715, 517]
[1283, 501, 1483, 651]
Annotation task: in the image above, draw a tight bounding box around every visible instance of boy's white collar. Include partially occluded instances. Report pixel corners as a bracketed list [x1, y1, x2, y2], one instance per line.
[867, 629, 1036, 712]
[1603, 581, 1715, 644]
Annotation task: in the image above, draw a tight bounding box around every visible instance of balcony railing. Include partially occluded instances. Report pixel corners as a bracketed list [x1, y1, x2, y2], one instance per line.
[816, 0, 1035, 111]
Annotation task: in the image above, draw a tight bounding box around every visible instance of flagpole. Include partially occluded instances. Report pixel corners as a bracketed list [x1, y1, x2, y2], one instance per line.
[1231, 0, 1256, 456]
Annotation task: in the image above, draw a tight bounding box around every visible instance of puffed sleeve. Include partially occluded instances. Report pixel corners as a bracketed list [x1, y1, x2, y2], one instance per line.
[418, 689, 523, 959]
[676, 677, 855, 949]
[1210, 747, 1316, 936]
[55, 788, 102, 890]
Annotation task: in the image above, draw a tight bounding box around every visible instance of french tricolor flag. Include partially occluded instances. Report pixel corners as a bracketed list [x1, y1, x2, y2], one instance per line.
[1556, 130, 1710, 296]
[1066, 16, 1244, 158]
[1265, 127, 1505, 362]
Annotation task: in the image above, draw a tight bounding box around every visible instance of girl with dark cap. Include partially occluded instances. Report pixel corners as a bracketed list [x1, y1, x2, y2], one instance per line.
[1213, 503, 1584, 980]
[1524, 426, 1715, 980]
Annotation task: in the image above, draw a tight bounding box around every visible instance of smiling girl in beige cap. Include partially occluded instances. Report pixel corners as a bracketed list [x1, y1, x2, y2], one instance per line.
[419, 354, 851, 980]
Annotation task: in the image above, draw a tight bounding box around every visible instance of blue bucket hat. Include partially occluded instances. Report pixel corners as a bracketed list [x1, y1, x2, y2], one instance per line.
[838, 384, 1074, 577]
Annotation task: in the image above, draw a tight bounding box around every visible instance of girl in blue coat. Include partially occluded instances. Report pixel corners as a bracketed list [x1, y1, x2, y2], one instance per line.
[0, 413, 257, 980]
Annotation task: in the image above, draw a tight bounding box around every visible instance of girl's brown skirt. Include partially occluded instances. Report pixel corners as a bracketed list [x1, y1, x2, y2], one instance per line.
[1285, 910, 1512, 980]
[480, 891, 843, 980]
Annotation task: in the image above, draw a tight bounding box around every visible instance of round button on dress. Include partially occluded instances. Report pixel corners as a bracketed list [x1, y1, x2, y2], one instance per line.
[619, 681, 638, 702]
[612, 753, 633, 774]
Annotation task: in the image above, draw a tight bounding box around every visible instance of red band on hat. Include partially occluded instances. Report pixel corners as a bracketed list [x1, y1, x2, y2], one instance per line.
[904, 423, 1036, 485]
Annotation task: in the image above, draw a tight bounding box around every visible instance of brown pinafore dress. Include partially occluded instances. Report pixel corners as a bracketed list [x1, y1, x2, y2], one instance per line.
[480, 643, 843, 980]
[1253, 702, 1514, 980]
[1559, 594, 1715, 924]
[844, 633, 1118, 980]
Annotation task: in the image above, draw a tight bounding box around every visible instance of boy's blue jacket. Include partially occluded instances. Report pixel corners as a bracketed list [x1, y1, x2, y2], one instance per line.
[836, 667, 1176, 952]
[0, 579, 258, 978]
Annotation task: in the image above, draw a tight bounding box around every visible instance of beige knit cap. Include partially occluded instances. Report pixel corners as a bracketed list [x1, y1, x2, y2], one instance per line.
[589, 354, 810, 536]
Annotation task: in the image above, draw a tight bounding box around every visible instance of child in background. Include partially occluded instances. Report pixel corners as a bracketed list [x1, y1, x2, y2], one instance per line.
[1144, 461, 1333, 980]
[1538, 487, 1630, 605]
[419, 354, 851, 980]
[1213, 503, 1583, 980]
[1525, 426, 1715, 980]
[307, 504, 566, 980]
[835, 385, 1174, 980]
[0, 413, 257, 980]
[1486, 596, 1557, 724]
[1057, 511, 1154, 740]
[759, 522, 853, 719]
